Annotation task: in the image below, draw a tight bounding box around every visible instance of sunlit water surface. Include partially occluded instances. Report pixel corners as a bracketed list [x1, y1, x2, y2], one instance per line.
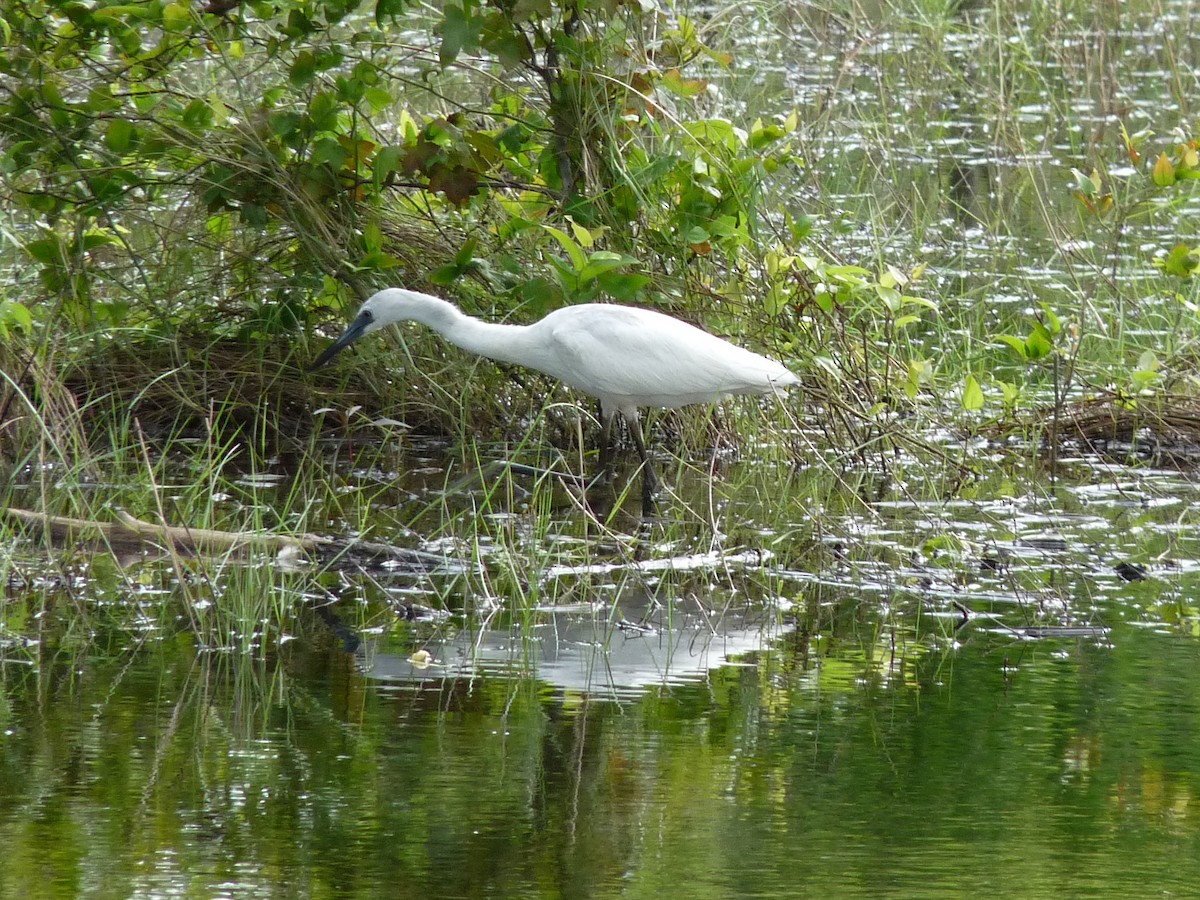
[4, 434, 1200, 897]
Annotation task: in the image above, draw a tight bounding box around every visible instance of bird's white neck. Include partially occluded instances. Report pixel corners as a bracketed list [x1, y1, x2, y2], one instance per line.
[371, 289, 536, 368]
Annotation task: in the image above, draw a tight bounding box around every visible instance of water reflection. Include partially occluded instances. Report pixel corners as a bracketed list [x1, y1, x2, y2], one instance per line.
[3, 622, 1200, 897]
[360, 597, 791, 700]
[5, 432, 1200, 897]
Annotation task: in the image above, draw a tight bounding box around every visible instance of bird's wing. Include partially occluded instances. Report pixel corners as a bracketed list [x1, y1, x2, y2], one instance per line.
[539, 307, 788, 409]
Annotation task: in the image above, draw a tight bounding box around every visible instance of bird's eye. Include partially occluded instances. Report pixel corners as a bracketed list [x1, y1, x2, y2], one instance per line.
[361, 310, 374, 322]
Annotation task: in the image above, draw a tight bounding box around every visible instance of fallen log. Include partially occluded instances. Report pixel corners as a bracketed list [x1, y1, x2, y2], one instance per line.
[2, 506, 450, 572]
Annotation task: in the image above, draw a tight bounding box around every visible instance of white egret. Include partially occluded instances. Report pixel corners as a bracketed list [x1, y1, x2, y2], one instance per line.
[309, 288, 800, 515]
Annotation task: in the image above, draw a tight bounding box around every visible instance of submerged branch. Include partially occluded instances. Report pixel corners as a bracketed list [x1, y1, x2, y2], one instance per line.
[2, 507, 448, 571]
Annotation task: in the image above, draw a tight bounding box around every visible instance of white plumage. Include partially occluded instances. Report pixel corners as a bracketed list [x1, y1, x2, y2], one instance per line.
[310, 288, 799, 514]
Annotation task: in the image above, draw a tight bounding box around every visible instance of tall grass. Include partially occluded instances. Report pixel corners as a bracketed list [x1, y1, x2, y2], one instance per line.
[5, 0, 1200, 666]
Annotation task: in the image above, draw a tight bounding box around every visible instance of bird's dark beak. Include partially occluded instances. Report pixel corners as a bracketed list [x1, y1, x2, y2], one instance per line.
[308, 311, 372, 371]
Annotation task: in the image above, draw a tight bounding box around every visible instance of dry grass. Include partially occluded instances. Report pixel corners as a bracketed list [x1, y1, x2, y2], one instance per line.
[1017, 392, 1200, 464]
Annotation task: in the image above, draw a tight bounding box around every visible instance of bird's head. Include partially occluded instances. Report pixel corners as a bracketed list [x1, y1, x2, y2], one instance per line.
[307, 290, 397, 371]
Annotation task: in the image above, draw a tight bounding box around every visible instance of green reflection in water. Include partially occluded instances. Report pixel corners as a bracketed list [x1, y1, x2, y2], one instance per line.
[2, 625, 1199, 898]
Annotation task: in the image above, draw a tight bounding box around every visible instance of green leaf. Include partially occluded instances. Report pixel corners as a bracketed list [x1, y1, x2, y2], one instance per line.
[358, 249, 403, 271]
[1039, 303, 1062, 335]
[901, 294, 938, 312]
[182, 99, 213, 131]
[1133, 350, 1160, 388]
[310, 137, 345, 168]
[269, 111, 303, 138]
[748, 122, 786, 149]
[762, 284, 787, 316]
[578, 250, 637, 284]
[998, 380, 1021, 409]
[307, 91, 339, 131]
[430, 264, 460, 285]
[543, 225, 588, 272]
[684, 118, 744, 150]
[708, 216, 739, 238]
[521, 277, 561, 313]
[1163, 243, 1199, 278]
[480, 13, 530, 68]
[904, 358, 933, 399]
[364, 87, 394, 114]
[995, 335, 1028, 359]
[568, 219, 595, 249]
[454, 237, 478, 267]
[962, 374, 984, 411]
[78, 231, 121, 252]
[362, 221, 383, 252]
[24, 237, 65, 266]
[105, 119, 136, 154]
[874, 284, 902, 312]
[790, 214, 815, 240]
[94, 300, 130, 326]
[162, 2, 191, 31]
[290, 50, 317, 85]
[373, 145, 405, 188]
[439, 4, 481, 66]
[0, 300, 33, 332]
[375, 0, 409, 24]
[596, 272, 650, 301]
[1069, 167, 1097, 197]
[337, 84, 367, 112]
[825, 264, 872, 284]
[39, 80, 66, 109]
[497, 214, 536, 242]
[1153, 152, 1176, 187]
[512, 0, 552, 19]
[241, 204, 268, 228]
[86, 85, 122, 114]
[1025, 322, 1053, 360]
[1132, 369, 1159, 388]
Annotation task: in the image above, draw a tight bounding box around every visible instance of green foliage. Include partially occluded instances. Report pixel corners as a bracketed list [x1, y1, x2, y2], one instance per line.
[0, 0, 814, 339]
[0, 299, 32, 338]
[961, 373, 983, 411]
[0, 0, 958, 465]
[995, 307, 1059, 363]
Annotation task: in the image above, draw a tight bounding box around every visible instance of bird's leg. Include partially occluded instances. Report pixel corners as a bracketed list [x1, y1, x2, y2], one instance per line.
[595, 408, 616, 486]
[583, 410, 618, 517]
[626, 413, 657, 517]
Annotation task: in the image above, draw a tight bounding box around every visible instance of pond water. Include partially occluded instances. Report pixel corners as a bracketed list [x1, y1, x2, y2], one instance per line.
[6, 0, 1200, 896]
[4, 619, 1200, 898]
[4, 435, 1200, 896]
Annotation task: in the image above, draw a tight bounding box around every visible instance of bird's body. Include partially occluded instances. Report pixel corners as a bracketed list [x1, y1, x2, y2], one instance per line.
[310, 288, 799, 515]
